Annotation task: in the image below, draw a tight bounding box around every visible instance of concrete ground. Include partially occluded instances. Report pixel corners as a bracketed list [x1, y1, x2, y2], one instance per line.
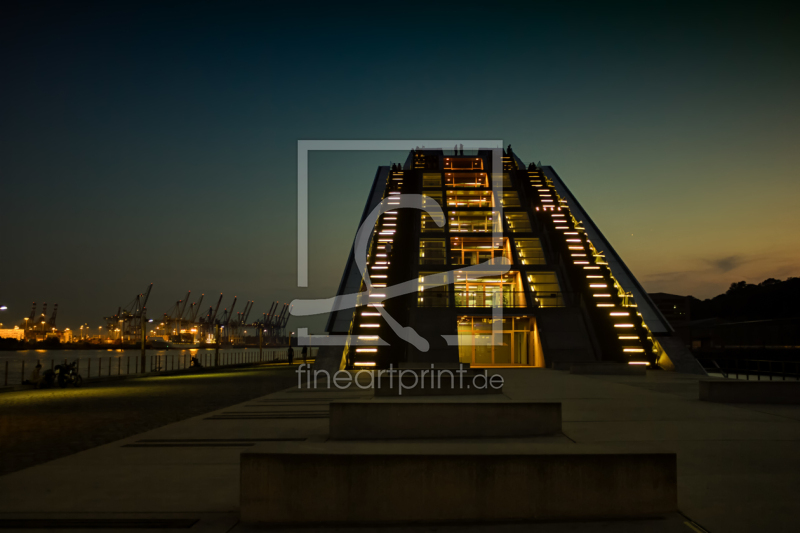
[0, 368, 797, 532]
[0, 363, 299, 476]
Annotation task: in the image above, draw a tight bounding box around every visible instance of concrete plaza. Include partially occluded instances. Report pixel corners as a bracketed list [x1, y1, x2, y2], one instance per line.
[0, 367, 797, 532]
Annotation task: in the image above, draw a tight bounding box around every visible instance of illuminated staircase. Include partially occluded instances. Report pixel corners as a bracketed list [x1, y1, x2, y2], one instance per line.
[526, 167, 653, 366]
[346, 169, 406, 368]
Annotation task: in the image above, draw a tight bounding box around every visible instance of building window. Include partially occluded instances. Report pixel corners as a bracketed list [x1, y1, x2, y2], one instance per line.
[453, 270, 526, 308]
[527, 272, 564, 307]
[444, 158, 484, 170]
[422, 173, 442, 188]
[500, 191, 520, 207]
[420, 193, 444, 232]
[450, 236, 510, 265]
[420, 239, 446, 265]
[446, 190, 494, 208]
[505, 212, 532, 232]
[444, 172, 489, 188]
[417, 271, 449, 307]
[457, 316, 533, 366]
[515, 238, 545, 265]
[421, 212, 445, 232]
[448, 211, 501, 233]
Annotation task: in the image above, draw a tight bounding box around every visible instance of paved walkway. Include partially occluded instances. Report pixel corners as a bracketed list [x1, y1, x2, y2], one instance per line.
[0, 363, 299, 476]
[0, 368, 797, 532]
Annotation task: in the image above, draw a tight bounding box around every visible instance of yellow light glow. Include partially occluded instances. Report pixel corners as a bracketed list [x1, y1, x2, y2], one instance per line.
[610, 312, 629, 316]
[361, 324, 380, 328]
[614, 324, 635, 328]
[623, 348, 645, 353]
[628, 362, 649, 366]
[354, 362, 377, 367]
[356, 348, 378, 353]
[358, 335, 379, 340]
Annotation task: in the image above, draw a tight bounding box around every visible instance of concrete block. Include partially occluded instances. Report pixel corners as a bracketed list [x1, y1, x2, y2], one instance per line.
[329, 401, 561, 440]
[699, 380, 800, 404]
[570, 362, 646, 376]
[240, 451, 677, 525]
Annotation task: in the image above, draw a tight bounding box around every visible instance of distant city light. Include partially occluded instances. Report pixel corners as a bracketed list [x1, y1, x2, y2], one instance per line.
[0, 306, 7, 310]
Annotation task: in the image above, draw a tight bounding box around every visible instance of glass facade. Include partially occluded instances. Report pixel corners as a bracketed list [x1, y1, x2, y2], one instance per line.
[457, 317, 532, 366]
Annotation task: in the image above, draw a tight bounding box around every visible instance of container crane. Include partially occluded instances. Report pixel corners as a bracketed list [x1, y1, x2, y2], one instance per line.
[48, 304, 58, 328]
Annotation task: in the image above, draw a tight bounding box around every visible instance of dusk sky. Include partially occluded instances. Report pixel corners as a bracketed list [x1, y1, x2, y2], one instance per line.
[1, 1, 799, 332]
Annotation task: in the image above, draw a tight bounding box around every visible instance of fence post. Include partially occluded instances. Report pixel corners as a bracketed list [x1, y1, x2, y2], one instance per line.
[88, 359, 91, 378]
[108, 357, 111, 377]
[99, 358, 102, 376]
[4, 361, 7, 386]
[21, 361, 25, 384]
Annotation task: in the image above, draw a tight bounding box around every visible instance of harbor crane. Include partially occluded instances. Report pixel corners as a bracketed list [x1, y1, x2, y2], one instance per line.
[48, 304, 58, 328]
[104, 283, 153, 340]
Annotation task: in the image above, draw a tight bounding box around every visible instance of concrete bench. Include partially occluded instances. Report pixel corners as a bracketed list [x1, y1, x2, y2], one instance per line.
[570, 362, 647, 376]
[700, 380, 800, 404]
[240, 448, 677, 525]
[329, 401, 561, 439]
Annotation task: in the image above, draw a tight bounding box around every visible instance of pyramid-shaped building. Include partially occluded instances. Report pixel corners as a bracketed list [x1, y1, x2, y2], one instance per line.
[316, 146, 704, 375]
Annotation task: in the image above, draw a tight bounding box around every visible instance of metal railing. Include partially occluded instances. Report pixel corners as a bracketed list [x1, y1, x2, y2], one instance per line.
[1, 347, 318, 388]
[416, 290, 571, 308]
[697, 356, 800, 381]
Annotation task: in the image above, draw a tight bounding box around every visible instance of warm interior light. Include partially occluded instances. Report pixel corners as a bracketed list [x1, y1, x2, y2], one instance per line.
[356, 348, 377, 353]
[354, 362, 376, 367]
[614, 324, 635, 328]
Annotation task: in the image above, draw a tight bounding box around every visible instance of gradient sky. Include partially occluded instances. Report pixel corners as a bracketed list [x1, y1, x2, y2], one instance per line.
[1, 1, 799, 333]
